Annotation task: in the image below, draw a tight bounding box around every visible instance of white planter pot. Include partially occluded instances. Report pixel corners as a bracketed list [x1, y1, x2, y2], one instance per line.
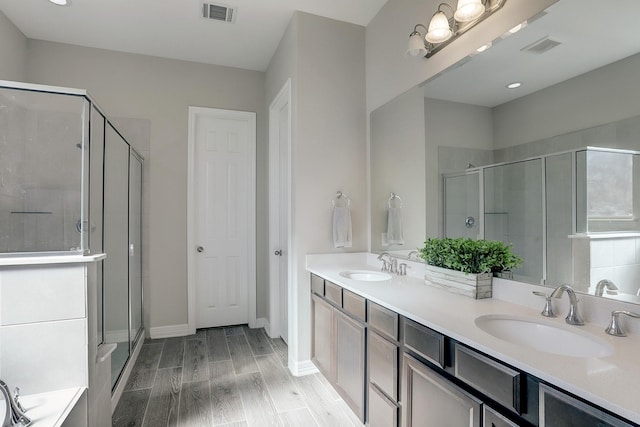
[424, 264, 492, 299]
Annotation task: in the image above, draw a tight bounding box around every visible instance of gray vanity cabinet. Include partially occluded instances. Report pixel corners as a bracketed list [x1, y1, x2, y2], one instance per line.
[334, 309, 366, 421]
[368, 329, 399, 427]
[311, 294, 333, 378]
[402, 353, 482, 427]
[310, 276, 366, 422]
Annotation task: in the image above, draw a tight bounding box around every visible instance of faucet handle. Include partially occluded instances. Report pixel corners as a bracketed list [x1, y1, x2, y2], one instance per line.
[605, 310, 640, 337]
[533, 291, 556, 317]
[399, 263, 410, 276]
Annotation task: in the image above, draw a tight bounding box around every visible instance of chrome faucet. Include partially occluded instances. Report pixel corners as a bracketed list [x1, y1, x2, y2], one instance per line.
[595, 279, 618, 296]
[407, 250, 420, 260]
[377, 252, 391, 272]
[390, 257, 398, 274]
[550, 284, 584, 325]
[605, 310, 640, 337]
[0, 380, 31, 427]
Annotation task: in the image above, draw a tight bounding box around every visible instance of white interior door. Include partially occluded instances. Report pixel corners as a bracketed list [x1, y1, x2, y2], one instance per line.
[193, 109, 255, 328]
[269, 80, 291, 343]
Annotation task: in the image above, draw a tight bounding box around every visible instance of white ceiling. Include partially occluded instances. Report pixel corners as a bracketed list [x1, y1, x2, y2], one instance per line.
[0, 0, 387, 71]
[423, 0, 640, 107]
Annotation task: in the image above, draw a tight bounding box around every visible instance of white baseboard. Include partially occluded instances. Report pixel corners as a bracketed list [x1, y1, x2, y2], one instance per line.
[149, 323, 192, 339]
[288, 359, 319, 377]
[255, 317, 270, 333]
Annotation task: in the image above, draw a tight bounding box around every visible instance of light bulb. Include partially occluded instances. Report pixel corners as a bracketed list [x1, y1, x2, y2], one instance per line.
[407, 33, 428, 57]
[426, 11, 452, 44]
[454, 0, 485, 22]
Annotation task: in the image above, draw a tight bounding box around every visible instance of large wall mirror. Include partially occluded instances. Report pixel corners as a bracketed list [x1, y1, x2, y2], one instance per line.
[370, 0, 640, 303]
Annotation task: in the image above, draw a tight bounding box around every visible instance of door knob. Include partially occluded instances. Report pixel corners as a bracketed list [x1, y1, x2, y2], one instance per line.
[274, 249, 282, 256]
[197, 246, 204, 253]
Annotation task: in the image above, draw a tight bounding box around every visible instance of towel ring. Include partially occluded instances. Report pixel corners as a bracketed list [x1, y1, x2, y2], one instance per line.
[388, 192, 403, 208]
[333, 191, 351, 207]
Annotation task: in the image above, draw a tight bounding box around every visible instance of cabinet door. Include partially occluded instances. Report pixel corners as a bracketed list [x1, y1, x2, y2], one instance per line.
[402, 354, 481, 427]
[540, 384, 634, 427]
[369, 329, 398, 400]
[311, 294, 333, 379]
[369, 383, 398, 427]
[335, 309, 366, 422]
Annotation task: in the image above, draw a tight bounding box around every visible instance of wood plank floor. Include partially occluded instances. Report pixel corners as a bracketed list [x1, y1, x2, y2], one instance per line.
[113, 326, 364, 427]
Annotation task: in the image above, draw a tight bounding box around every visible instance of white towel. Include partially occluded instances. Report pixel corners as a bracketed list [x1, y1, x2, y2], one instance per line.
[333, 205, 352, 248]
[387, 206, 404, 245]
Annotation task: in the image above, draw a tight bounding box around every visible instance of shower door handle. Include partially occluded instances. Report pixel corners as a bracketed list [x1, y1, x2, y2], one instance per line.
[197, 246, 204, 253]
[274, 249, 282, 256]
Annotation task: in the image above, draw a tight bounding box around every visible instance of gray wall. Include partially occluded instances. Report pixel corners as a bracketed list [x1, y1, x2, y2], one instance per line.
[370, 87, 426, 253]
[266, 12, 367, 365]
[25, 40, 267, 330]
[0, 11, 27, 81]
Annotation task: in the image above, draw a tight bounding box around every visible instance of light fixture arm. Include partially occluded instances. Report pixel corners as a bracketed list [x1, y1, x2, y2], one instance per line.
[409, 24, 428, 37]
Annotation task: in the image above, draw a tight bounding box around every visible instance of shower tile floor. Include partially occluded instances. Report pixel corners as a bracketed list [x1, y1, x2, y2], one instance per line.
[112, 325, 364, 427]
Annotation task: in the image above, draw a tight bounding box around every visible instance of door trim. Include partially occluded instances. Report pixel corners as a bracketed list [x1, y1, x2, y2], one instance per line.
[268, 79, 292, 341]
[187, 106, 257, 334]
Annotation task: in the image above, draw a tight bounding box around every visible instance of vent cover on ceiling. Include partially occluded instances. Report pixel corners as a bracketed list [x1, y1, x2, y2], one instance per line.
[202, 2, 236, 23]
[521, 36, 562, 54]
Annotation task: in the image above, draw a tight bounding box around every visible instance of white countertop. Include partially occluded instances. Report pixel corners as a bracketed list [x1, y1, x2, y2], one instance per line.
[0, 253, 106, 266]
[306, 253, 640, 424]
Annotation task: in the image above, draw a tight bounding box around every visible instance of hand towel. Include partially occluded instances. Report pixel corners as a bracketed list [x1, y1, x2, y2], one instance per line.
[333, 205, 352, 248]
[387, 206, 404, 245]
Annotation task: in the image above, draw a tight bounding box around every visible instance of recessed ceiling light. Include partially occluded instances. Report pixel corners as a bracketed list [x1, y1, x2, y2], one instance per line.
[49, 0, 70, 5]
[508, 23, 524, 34]
[506, 82, 522, 89]
[476, 43, 492, 53]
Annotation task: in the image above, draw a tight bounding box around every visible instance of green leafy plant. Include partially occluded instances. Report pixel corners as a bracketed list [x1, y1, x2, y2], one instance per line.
[418, 238, 523, 274]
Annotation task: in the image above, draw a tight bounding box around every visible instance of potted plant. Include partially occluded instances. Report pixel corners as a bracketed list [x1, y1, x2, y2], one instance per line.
[418, 238, 522, 299]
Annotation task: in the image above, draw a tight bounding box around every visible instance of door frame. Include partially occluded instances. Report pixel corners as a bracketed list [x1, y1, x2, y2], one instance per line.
[187, 106, 257, 333]
[268, 79, 292, 341]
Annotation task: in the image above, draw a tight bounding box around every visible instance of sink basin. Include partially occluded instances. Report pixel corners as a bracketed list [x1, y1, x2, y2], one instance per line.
[475, 314, 613, 358]
[339, 270, 392, 282]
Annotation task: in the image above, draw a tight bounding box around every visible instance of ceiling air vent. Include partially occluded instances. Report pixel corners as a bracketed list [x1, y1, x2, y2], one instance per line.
[202, 2, 236, 23]
[521, 36, 562, 54]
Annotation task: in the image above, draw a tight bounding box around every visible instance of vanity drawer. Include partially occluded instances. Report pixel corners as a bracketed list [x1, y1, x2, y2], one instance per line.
[343, 289, 366, 322]
[368, 383, 398, 427]
[367, 301, 398, 341]
[324, 280, 343, 306]
[483, 406, 518, 427]
[311, 274, 325, 296]
[369, 329, 398, 400]
[539, 383, 635, 427]
[454, 344, 521, 414]
[403, 317, 445, 369]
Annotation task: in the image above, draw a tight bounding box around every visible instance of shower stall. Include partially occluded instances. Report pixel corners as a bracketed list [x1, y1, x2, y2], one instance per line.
[0, 81, 144, 391]
[443, 147, 640, 288]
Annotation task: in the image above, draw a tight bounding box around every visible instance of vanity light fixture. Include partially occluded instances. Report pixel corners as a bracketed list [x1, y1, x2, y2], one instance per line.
[407, 0, 507, 58]
[48, 0, 70, 5]
[506, 82, 522, 89]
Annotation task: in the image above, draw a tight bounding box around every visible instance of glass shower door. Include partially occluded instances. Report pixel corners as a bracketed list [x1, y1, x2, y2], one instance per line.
[129, 153, 143, 348]
[104, 124, 131, 388]
[443, 172, 481, 239]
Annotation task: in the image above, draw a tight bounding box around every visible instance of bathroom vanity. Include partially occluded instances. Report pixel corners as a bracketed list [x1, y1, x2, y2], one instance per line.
[307, 253, 640, 427]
